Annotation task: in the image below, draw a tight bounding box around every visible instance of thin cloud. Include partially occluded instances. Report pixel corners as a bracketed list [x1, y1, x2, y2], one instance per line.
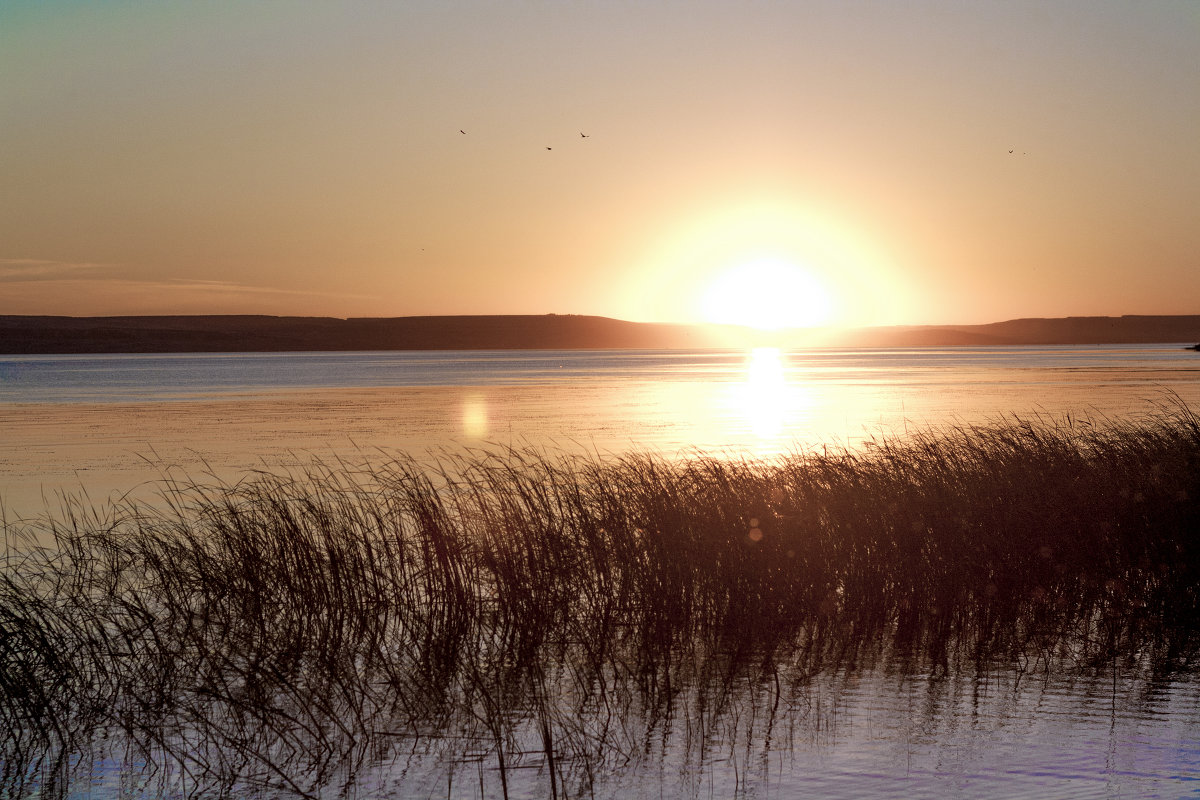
[164, 277, 376, 302]
[0, 259, 112, 282]
[0, 274, 384, 317]
[0, 264, 375, 301]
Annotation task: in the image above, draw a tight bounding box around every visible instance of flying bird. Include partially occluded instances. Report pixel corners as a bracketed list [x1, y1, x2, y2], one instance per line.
[460, 129, 466, 134]
[546, 146, 552, 150]
[580, 132, 590, 138]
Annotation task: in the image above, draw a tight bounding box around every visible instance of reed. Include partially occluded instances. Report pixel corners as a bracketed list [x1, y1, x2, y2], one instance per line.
[3, 405, 1199, 797]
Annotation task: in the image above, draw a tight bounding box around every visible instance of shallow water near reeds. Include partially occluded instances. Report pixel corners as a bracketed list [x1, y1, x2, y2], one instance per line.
[72, 667, 1200, 799]
[4, 345, 1200, 798]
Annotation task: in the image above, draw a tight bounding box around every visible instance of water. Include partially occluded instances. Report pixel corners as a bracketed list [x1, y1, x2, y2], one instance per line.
[4, 344, 1200, 798]
[63, 663, 1200, 799]
[3, 345, 1198, 518]
[4, 345, 1198, 403]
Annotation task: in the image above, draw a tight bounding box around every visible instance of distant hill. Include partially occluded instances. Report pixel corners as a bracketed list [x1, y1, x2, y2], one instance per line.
[1, 313, 1199, 354]
[834, 315, 1200, 347]
[0, 314, 718, 353]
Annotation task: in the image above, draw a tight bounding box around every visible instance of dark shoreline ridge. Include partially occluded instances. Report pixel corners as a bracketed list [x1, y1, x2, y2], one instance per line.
[3, 407, 1200, 797]
[2, 313, 1200, 353]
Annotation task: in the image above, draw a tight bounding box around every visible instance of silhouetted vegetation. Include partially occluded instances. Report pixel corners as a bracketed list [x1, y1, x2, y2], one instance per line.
[3, 404, 1200, 797]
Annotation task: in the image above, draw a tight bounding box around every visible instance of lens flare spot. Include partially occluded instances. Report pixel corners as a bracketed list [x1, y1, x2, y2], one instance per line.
[461, 393, 488, 438]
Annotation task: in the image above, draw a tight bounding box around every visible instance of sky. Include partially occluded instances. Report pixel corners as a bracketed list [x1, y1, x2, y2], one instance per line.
[1, 1, 1198, 328]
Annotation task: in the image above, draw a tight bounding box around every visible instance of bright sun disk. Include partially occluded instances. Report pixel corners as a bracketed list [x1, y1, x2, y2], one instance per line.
[699, 258, 836, 330]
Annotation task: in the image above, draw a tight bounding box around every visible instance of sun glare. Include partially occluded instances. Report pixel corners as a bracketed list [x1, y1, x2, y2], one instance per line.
[699, 258, 835, 330]
[723, 346, 817, 446]
[623, 200, 906, 329]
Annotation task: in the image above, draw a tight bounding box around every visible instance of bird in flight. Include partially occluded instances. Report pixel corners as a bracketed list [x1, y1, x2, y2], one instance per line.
[546, 146, 552, 150]
[460, 129, 467, 135]
[580, 132, 590, 138]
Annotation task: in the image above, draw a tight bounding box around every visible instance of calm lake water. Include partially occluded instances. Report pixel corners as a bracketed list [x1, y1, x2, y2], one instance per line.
[76, 665, 1200, 799]
[3, 345, 1199, 516]
[4, 344, 1200, 798]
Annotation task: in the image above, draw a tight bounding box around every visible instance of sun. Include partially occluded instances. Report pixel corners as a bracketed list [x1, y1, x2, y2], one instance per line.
[698, 258, 836, 330]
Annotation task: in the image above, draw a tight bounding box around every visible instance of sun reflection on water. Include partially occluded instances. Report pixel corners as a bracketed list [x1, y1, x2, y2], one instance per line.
[727, 348, 815, 449]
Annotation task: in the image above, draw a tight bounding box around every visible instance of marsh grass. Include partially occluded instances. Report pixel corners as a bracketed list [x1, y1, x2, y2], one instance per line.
[3, 405, 1200, 797]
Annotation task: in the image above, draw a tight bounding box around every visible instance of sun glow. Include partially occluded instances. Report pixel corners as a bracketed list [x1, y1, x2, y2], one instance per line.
[623, 200, 906, 329]
[700, 258, 835, 330]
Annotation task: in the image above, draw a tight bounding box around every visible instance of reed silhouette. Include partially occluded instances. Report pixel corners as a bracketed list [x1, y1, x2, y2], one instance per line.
[3, 403, 1199, 797]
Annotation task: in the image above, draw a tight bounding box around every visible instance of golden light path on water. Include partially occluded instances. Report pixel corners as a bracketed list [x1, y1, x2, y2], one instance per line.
[726, 347, 806, 443]
[453, 348, 826, 459]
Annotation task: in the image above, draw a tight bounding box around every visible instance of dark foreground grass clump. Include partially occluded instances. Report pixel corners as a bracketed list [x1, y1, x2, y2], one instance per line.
[3, 407, 1200, 797]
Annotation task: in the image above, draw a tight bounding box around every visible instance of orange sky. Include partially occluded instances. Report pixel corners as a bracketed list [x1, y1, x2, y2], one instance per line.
[2, 2, 1198, 327]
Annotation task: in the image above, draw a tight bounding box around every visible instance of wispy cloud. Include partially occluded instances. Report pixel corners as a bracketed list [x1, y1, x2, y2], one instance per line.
[1, 265, 373, 302]
[163, 277, 375, 301]
[0, 273, 383, 316]
[0, 258, 112, 282]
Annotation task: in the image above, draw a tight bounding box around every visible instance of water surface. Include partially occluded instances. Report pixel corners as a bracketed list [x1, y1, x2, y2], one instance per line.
[3, 345, 1198, 518]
